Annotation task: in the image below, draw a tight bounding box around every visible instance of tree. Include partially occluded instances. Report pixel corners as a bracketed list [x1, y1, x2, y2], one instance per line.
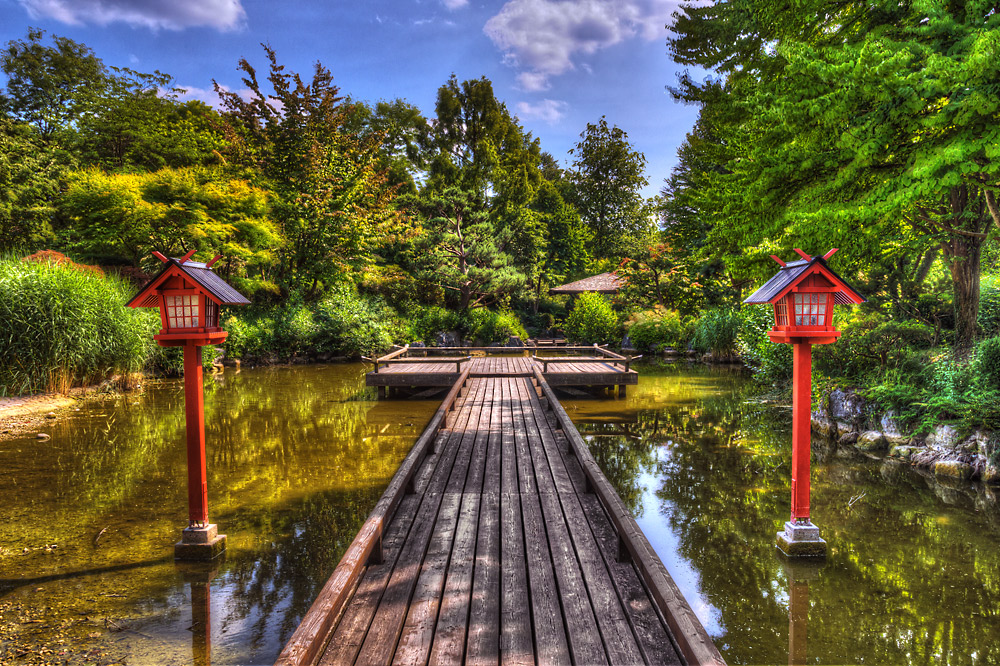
[568, 116, 653, 259]
[0, 117, 69, 250]
[75, 68, 224, 171]
[529, 180, 590, 307]
[667, 0, 1000, 351]
[617, 243, 704, 315]
[0, 29, 107, 140]
[410, 187, 524, 309]
[214, 45, 401, 297]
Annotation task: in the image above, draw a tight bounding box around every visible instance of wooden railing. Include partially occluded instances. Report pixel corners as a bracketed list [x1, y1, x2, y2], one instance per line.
[531, 366, 725, 666]
[274, 367, 471, 666]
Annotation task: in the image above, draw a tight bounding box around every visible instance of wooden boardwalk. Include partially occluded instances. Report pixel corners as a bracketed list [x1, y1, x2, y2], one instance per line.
[277, 359, 723, 666]
[367, 347, 639, 395]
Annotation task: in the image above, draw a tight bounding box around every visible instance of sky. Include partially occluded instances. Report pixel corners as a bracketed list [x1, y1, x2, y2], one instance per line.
[0, 0, 703, 197]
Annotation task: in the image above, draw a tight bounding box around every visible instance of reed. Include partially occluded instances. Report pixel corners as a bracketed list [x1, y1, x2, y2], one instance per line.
[0, 255, 158, 396]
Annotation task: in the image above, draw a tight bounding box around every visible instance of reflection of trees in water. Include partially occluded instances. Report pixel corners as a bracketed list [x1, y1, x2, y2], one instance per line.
[602, 369, 1000, 665]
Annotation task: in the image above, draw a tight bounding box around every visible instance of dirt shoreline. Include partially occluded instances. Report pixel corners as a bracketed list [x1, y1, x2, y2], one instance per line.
[0, 390, 93, 441]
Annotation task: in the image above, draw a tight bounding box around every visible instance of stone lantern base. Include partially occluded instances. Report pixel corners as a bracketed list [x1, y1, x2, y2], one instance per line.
[776, 520, 827, 557]
[175, 524, 227, 561]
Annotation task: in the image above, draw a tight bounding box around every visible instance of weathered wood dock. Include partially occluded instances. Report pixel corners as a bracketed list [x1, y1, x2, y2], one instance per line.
[276, 353, 723, 666]
[366, 346, 639, 397]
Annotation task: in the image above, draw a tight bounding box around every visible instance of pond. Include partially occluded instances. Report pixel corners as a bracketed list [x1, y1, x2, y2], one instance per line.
[1, 362, 998, 664]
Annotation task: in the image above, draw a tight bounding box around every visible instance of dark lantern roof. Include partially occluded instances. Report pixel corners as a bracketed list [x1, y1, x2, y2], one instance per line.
[549, 272, 621, 295]
[744, 255, 865, 306]
[127, 257, 250, 308]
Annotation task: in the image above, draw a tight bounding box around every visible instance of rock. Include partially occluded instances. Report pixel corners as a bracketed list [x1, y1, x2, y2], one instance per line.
[879, 410, 909, 446]
[838, 431, 859, 445]
[927, 424, 961, 449]
[890, 445, 919, 461]
[933, 459, 974, 480]
[45, 412, 56, 419]
[506, 336, 524, 348]
[856, 430, 888, 452]
[985, 464, 1000, 485]
[662, 347, 678, 357]
[411, 341, 426, 348]
[829, 389, 865, 434]
[812, 410, 837, 439]
[36, 433, 50, 440]
[435, 330, 461, 347]
[621, 334, 632, 349]
[701, 353, 714, 363]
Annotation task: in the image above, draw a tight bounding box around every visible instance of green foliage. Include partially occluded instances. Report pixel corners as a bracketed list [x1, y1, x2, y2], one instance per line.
[465, 308, 528, 344]
[691, 307, 740, 357]
[406, 306, 463, 344]
[979, 275, 1000, 338]
[565, 292, 620, 345]
[976, 336, 1000, 390]
[618, 243, 704, 316]
[0, 256, 157, 395]
[0, 118, 68, 250]
[568, 116, 653, 259]
[815, 313, 936, 380]
[624, 307, 691, 351]
[735, 305, 792, 384]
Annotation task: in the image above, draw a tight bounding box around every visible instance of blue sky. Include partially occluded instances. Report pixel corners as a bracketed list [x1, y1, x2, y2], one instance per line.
[0, 0, 701, 197]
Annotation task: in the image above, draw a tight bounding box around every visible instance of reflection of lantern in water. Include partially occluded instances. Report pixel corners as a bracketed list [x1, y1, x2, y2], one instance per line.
[179, 561, 220, 666]
[780, 556, 823, 666]
[745, 249, 864, 557]
[128, 249, 249, 560]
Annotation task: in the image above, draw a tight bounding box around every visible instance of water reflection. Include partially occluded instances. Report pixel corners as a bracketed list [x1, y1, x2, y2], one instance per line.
[0, 363, 436, 665]
[562, 362, 1000, 665]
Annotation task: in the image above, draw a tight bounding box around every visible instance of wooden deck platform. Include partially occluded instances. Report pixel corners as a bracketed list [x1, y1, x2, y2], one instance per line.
[276, 363, 723, 666]
[366, 347, 639, 395]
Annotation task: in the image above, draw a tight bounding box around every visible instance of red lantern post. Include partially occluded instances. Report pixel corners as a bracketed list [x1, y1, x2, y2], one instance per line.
[128, 251, 249, 560]
[744, 249, 864, 556]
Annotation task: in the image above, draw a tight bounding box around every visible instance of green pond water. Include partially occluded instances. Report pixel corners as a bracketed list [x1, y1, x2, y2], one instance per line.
[1, 362, 999, 665]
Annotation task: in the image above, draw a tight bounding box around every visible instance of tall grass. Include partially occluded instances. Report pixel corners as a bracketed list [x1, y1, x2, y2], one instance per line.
[0, 256, 158, 395]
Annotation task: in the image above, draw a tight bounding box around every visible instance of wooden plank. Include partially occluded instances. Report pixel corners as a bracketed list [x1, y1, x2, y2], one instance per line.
[533, 368, 726, 666]
[348, 378, 489, 665]
[465, 378, 503, 665]
[390, 492, 462, 666]
[499, 379, 533, 666]
[510, 377, 572, 666]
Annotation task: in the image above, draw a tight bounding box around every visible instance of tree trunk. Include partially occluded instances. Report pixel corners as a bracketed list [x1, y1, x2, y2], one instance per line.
[946, 233, 982, 353]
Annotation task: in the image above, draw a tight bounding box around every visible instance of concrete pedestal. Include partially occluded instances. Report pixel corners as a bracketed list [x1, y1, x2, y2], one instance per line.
[175, 524, 227, 561]
[776, 520, 827, 557]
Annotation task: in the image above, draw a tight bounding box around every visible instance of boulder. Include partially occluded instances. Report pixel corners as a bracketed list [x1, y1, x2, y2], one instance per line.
[411, 341, 426, 348]
[889, 445, 919, 461]
[435, 331, 461, 348]
[933, 459, 975, 480]
[984, 464, 1000, 485]
[506, 336, 524, 348]
[829, 389, 865, 434]
[856, 430, 888, 452]
[621, 334, 632, 350]
[879, 410, 909, 446]
[927, 424, 961, 449]
[812, 409, 837, 439]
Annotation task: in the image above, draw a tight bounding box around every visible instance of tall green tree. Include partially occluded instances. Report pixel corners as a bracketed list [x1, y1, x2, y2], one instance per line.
[0, 117, 68, 250]
[215, 45, 400, 297]
[410, 187, 524, 309]
[667, 0, 1000, 351]
[568, 116, 653, 259]
[0, 29, 107, 140]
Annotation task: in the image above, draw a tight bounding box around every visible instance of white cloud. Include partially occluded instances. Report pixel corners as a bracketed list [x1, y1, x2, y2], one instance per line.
[17, 0, 247, 31]
[484, 0, 678, 89]
[173, 84, 253, 110]
[516, 99, 568, 123]
[441, 0, 468, 8]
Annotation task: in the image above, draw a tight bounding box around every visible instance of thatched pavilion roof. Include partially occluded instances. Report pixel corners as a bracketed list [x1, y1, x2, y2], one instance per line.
[549, 272, 622, 295]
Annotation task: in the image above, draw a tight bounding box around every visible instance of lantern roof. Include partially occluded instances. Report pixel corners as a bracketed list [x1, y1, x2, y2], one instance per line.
[127, 254, 250, 309]
[743, 250, 865, 306]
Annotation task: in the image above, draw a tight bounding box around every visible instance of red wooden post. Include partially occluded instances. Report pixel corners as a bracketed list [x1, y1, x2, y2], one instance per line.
[791, 342, 812, 522]
[184, 343, 209, 526]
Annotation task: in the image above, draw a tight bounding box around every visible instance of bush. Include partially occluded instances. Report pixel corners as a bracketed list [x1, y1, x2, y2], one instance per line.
[0, 256, 157, 395]
[624, 307, 690, 351]
[736, 304, 792, 383]
[815, 313, 935, 380]
[977, 335, 1000, 388]
[465, 308, 528, 344]
[565, 292, 620, 345]
[691, 307, 740, 357]
[979, 275, 1000, 337]
[407, 306, 463, 344]
[314, 288, 404, 358]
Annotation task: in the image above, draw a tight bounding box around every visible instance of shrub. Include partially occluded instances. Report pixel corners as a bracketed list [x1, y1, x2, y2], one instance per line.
[980, 275, 1000, 338]
[815, 313, 935, 380]
[624, 307, 690, 351]
[407, 306, 463, 344]
[565, 292, 620, 345]
[314, 288, 404, 358]
[736, 304, 792, 383]
[691, 307, 740, 357]
[465, 308, 528, 344]
[977, 335, 1000, 388]
[0, 255, 157, 395]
